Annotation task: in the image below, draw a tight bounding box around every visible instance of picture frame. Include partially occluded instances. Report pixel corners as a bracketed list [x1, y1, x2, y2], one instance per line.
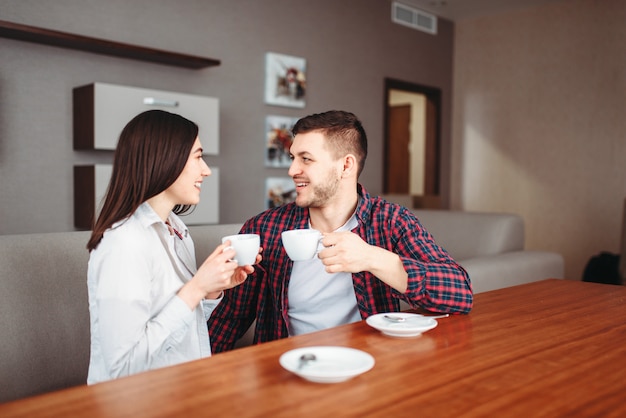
[265, 177, 296, 209]
[264, 52, 307, 108]
[265, 115, 299, 167]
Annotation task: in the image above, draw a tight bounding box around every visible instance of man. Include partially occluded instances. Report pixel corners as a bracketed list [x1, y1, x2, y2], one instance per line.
[209, 110, 472, 352]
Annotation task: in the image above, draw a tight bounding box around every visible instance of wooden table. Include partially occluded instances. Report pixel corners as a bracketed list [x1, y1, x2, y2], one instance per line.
[1, 279, 625, 417]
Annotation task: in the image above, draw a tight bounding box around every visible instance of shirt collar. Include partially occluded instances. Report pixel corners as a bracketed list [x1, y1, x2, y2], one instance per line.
[135, 202, 165, 228]
[354, 183, 372, 226]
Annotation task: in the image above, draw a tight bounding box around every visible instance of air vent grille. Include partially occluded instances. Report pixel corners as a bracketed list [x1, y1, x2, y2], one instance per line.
[392, 2, 438, 35]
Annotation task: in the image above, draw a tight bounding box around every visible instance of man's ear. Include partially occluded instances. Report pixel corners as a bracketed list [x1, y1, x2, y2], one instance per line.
[341, 154, 357, 178]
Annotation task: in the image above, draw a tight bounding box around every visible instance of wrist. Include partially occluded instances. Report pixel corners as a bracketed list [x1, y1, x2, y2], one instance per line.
[177, 280, 206, 310]
[206, 290, 224, 300]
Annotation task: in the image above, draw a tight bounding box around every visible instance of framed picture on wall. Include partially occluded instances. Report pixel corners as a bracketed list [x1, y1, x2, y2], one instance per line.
[265, 177, 296, 209]
[265, 115, 299, 167]
[264, 52, 307, 108]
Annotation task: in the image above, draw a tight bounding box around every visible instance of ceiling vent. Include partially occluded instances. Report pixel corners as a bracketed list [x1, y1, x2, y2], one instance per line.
[391, 1, 438, 35]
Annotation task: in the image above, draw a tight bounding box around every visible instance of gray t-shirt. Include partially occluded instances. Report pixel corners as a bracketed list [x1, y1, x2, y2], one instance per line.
[287, 213, 361, 336]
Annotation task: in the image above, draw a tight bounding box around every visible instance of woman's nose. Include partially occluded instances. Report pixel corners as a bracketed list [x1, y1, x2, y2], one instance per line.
[202, 160, 211, 176]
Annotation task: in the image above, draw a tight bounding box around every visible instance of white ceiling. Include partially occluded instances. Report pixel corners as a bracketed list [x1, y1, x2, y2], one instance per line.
[393, 0, 564, 21]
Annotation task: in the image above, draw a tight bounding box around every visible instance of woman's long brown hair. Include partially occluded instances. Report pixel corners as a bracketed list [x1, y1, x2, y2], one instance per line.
[87, 110, 199, 251]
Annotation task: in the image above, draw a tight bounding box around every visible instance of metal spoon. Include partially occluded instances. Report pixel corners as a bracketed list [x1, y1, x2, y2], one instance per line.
[297, 353, 317, 370]
[383, 314, 449, 323]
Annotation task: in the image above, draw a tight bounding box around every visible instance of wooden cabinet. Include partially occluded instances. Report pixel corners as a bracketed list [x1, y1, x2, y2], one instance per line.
[73, 82, 219, 154]
[74, 165, 219, 229]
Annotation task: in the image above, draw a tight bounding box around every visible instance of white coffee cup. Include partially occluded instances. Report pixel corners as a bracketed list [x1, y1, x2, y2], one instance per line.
[221, 234, 260, 265]
[281, 229, 322, 261]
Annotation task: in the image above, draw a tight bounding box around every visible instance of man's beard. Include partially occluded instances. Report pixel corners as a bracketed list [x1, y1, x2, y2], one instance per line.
[295, 170, 341, 208]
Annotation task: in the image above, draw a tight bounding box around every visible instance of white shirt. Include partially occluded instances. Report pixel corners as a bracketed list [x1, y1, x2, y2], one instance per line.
[87, 202, 219, 384]
[287, 214, 361, 336]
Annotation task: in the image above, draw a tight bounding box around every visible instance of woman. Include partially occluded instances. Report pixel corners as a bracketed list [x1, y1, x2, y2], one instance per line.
[86, 110, 257, 384]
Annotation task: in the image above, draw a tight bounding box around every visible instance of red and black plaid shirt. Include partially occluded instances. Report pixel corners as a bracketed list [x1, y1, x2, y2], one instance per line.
[208, 185, 472, 352]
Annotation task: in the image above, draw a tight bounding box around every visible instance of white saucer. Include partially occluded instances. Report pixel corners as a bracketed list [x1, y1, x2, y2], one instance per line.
[279, 346, 375, 383]
[366, 313, 438, 337]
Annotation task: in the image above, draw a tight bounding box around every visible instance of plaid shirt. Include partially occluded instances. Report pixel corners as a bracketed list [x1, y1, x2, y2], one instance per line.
[208, 185, 472, 352]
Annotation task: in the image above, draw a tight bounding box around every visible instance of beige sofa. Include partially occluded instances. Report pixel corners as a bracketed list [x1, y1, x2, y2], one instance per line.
[0, 224, 241, 404]
[0, 210, 563, 403]
[413, 209, 564, 293]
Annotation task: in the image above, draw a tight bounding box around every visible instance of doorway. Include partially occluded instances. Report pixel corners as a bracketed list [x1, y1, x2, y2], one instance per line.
[383, 78, 441, 208]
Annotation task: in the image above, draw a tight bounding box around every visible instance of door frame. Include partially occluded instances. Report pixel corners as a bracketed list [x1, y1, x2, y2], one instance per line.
[383, 78, 442, 203]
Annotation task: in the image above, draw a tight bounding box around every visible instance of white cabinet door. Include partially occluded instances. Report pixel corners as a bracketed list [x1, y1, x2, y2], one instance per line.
[74, 165, 219, 228]
[95, 164, 220, 225]
[74, 82, 219, 154]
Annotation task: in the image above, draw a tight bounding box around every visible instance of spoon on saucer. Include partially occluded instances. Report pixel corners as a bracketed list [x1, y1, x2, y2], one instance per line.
[298, 353, 317, 370]
[383, 314, 449, 323]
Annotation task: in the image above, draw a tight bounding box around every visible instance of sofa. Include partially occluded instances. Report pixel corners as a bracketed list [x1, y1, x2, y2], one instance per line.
[0, 210, 563, 403]
[0, 224, 242, 404]
[412, 209, 564, 293]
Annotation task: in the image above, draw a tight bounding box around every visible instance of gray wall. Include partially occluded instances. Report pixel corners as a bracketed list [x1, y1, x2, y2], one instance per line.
[0, 0, 454, 234]
[452, 0, 626, 280]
